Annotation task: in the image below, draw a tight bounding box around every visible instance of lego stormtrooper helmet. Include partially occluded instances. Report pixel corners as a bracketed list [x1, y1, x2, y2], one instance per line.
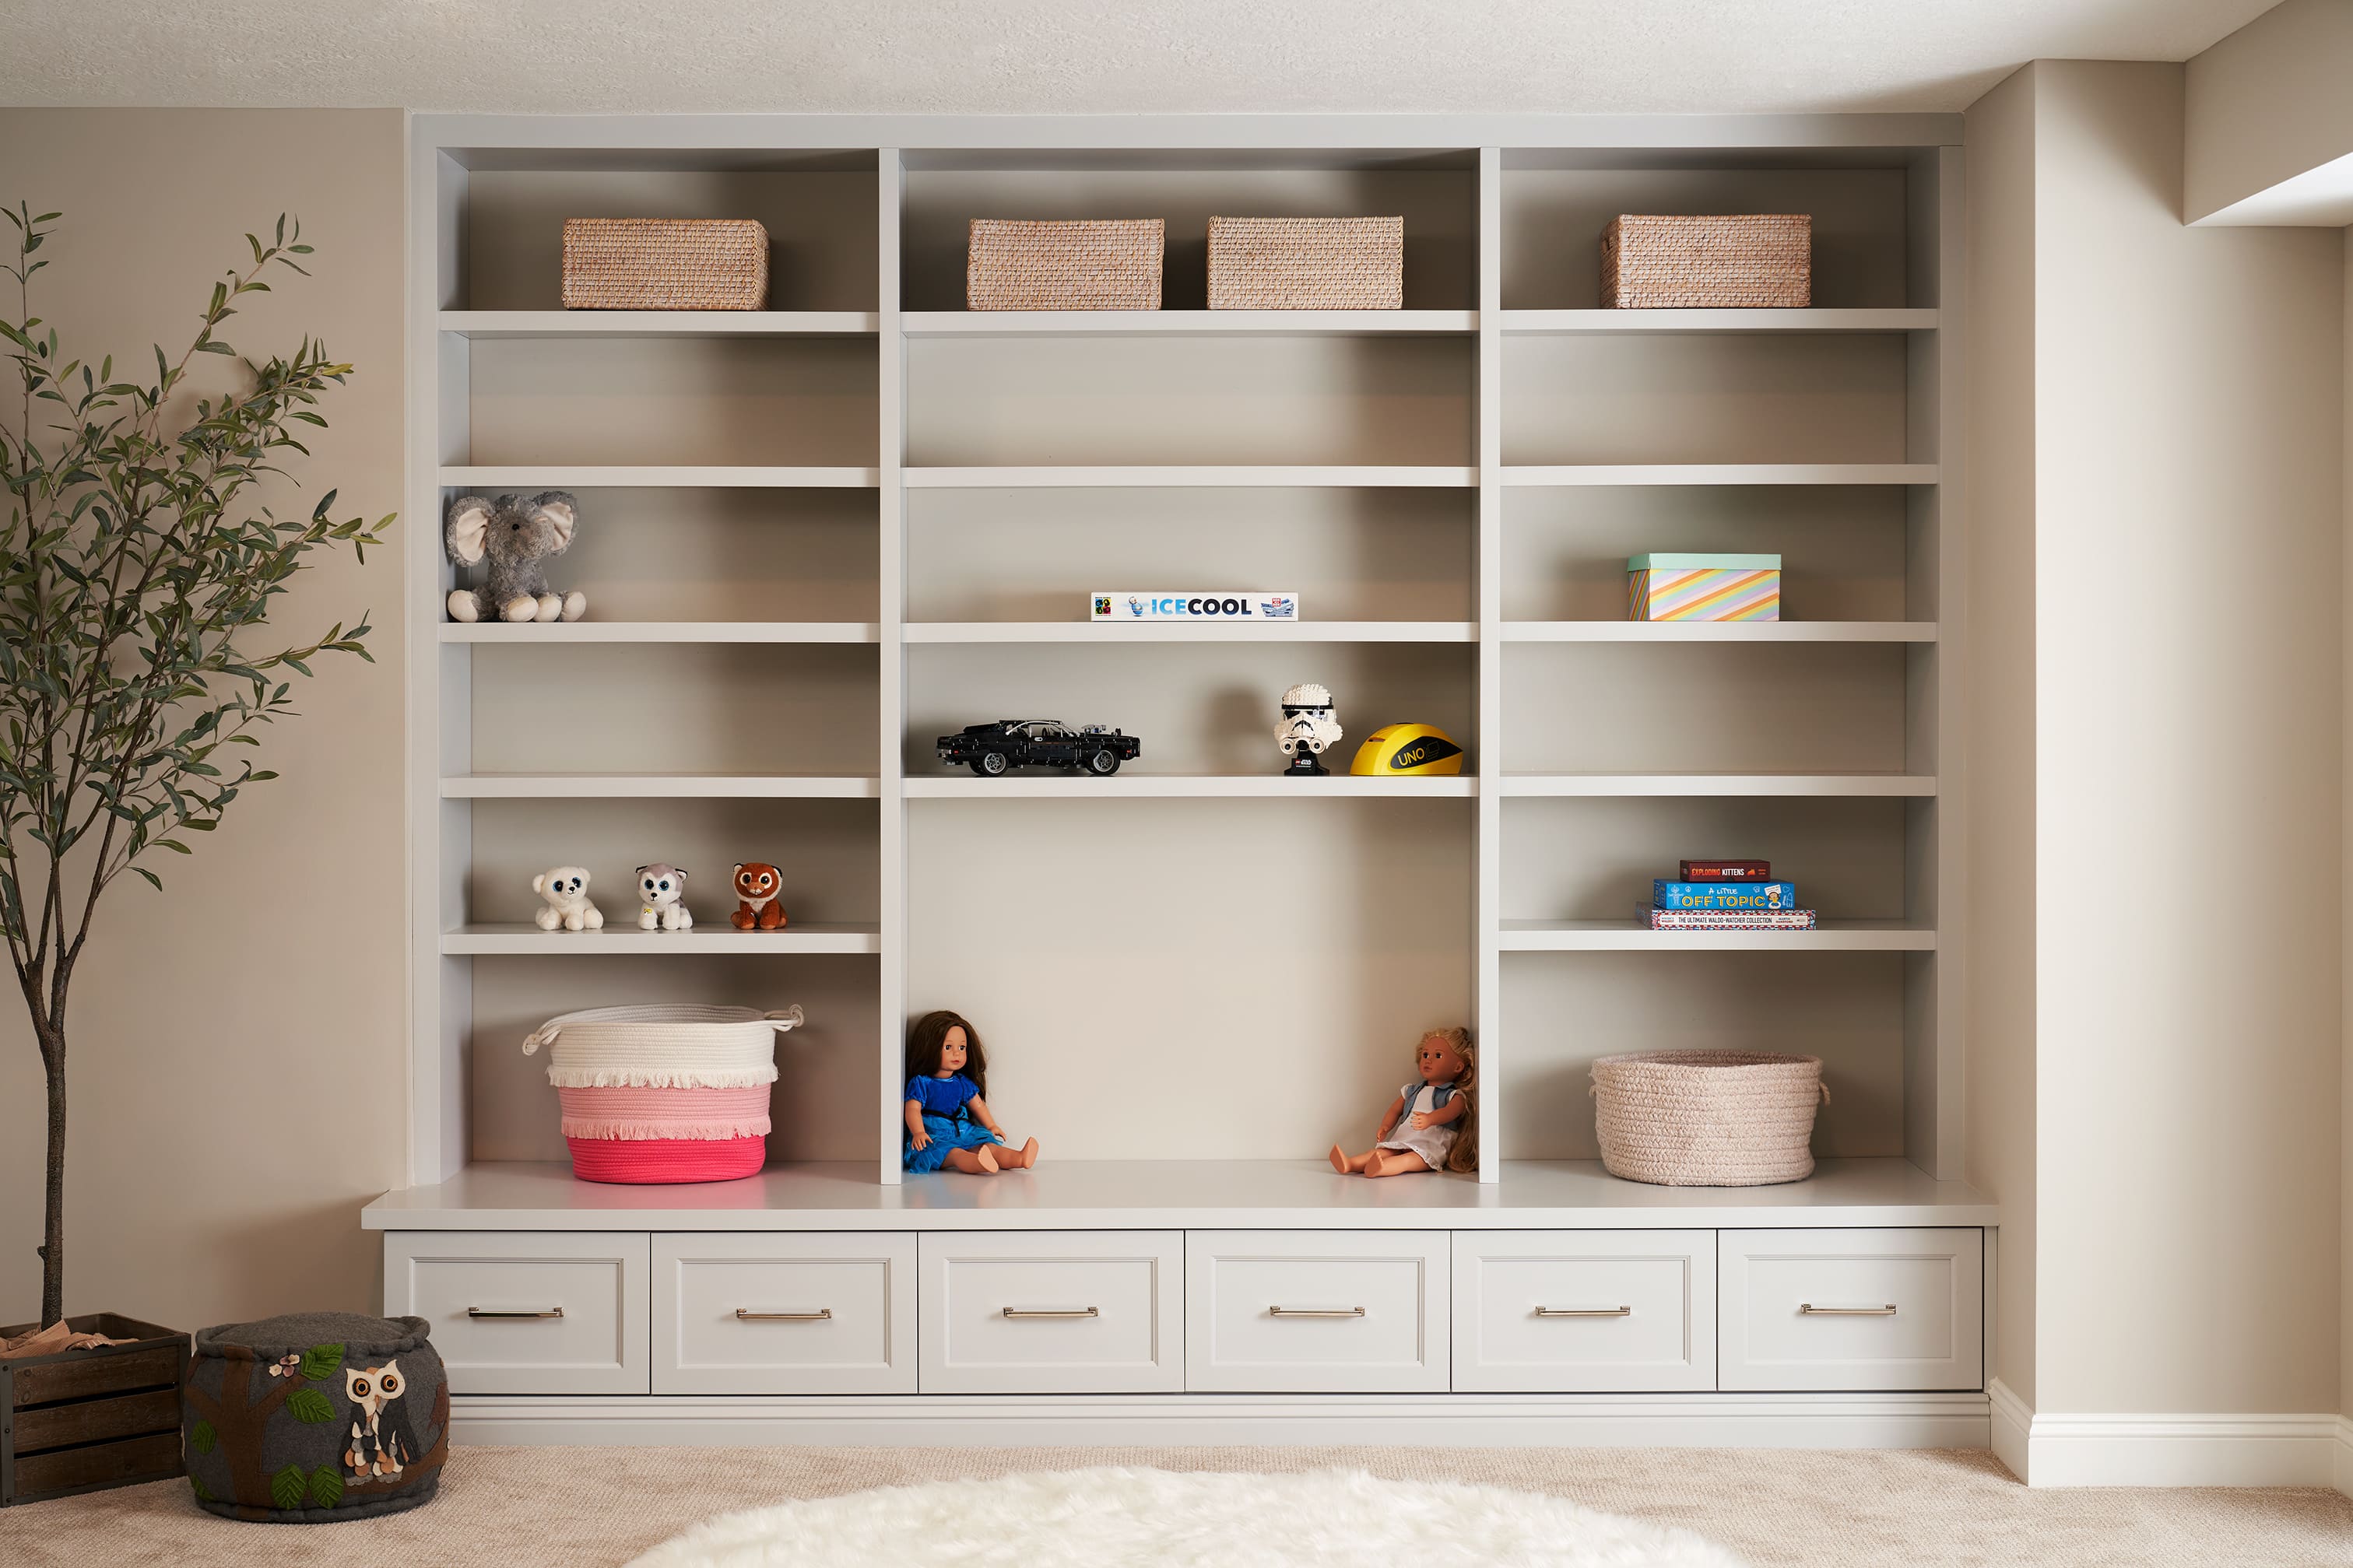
[1277, 682, 1344, 774]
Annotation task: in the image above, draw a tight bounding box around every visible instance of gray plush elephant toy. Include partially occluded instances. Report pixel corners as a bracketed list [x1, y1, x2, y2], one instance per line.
[444, 491, 588, 623]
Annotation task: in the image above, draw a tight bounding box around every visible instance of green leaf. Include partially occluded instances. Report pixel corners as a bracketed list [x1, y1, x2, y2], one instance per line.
[285, 1385, 336, 1423]
[299, 1342, 343, 1382]
[270, 1465, 308, 1510]
[189, 1474, 212, 1503]
[307, 1465, 344, 1509]
[188, 1418, 216, 1455]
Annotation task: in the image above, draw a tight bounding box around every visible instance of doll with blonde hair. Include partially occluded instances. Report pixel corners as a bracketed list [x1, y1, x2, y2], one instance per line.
[1330, 1026, 1478, 1177]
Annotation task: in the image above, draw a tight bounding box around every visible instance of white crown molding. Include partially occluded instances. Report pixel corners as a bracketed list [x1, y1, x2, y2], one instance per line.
[1991, 1381, 2351, 1489]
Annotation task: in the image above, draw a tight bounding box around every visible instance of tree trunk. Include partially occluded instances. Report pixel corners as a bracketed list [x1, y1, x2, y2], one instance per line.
[39, 1019, 65, 1329]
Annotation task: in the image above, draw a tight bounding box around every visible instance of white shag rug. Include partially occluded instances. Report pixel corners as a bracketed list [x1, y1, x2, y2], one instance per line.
[625, 1465, 1746, 1568]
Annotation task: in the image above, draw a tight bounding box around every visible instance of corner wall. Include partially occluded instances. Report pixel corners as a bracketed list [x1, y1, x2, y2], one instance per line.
[0, 109, 408, 1329]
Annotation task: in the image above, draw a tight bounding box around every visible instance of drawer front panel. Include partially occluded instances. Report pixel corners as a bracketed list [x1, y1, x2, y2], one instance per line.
[1452, 1230, 1715, 1392]
[1186, 1231, 1449, 1393]
[383, 1231, 648, 1395]
[1719, 1227, 1984, 1391]
[654, 1232, 915, 1394]
[918, 1231, 1182, 1393]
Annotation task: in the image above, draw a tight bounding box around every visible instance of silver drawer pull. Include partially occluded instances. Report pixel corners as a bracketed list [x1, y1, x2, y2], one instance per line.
[467, 1307, 564, 1320]
[1002, 1307, 1098, 1319]
[1800, 1303, 1898, 1316]
[1269, 1306, 1365, 1318]
[1536, 1306, 1631, 1317]
[736, 1308, 831, 1322]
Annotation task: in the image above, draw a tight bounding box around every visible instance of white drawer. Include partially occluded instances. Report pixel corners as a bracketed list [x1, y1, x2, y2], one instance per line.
[918, 1231, 1182, 1393]
[1719, 1227, 1983, 1391]
[1451, 1230, 1715, 1392]
[1185, 1231, 1448, 1393]
[383, 1231, 648, 1394]
[653, 1233, 915, 1394]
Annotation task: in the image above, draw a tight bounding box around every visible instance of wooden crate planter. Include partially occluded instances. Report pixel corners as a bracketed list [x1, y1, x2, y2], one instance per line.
[0, 1314, 188, 1506]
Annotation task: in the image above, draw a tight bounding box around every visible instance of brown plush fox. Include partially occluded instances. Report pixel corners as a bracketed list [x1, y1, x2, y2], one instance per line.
[731, 863, 788, 930]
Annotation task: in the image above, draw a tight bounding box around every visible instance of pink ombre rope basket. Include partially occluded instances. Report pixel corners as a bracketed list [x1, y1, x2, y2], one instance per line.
[523, 1004, 802, 1184]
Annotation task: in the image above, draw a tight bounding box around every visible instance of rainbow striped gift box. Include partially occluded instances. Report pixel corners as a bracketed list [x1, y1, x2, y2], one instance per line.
[1626, 552, 1782, 622]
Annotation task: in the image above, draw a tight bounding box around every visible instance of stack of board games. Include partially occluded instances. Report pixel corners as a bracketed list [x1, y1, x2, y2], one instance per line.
[1646, 858, 1817, 931]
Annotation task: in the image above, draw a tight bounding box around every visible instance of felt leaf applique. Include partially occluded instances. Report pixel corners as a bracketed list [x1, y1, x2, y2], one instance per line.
[188, 1418, 216, 1454]
[298, 1342, 344, 1382]
[189, 1475, 212, 1503]
[285, 1386, 336, 1423]
[308, 1466, 344, 1508]
[270, 1465, 308, 1511]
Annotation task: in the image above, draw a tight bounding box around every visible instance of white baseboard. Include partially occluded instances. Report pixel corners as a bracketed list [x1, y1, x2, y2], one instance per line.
[451, 1391, 1992, 1450]
[1990, 1381, 2350, 1489]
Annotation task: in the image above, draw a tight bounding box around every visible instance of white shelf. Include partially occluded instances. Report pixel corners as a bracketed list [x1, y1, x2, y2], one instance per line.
[904, 620, 1476, 644]
[360, 1157, 1996, 1233]
[1500, 774, 1935, 798]
[1501, 309, 1937, 335]
[902, 309, 1477, 337]
[438, 621, 880, 644]
[1503, 620, 1936, 644]
[905, 774, 1476, 799]
[903, 465, 1477, 489]
[438, 466, 880, 489]
[1499, 920, 1936, 952]
[440, 310, 880, 339]
[440, 774, 881, 799]
[1501, 464, 1937, 487]
[441, 923, 882, 956]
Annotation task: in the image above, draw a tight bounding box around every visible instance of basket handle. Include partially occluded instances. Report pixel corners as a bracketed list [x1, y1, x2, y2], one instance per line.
[523, 1022, 560, 1056]
[766, 1005, 806, 1033]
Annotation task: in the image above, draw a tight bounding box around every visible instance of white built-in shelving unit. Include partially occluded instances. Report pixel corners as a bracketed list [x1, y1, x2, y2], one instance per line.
[394, 112, 1971, 1219]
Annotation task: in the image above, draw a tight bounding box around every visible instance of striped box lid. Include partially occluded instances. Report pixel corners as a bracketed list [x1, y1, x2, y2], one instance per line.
[1627, 553, 1782, 570]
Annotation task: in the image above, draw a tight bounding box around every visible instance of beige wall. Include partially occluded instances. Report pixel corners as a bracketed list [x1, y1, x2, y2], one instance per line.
[0, 110, 406, 1330]
[2344, 226, 2353, 1423]
[2185, 0, 2353, 223]
[1962, 61, 2041, 1409]
[1969, 61, 2345, 1418]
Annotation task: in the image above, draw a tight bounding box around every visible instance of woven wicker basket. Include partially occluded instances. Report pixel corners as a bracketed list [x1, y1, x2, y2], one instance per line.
[1590, 1050, 1825, 1186]
[523, 1004, 802, 1184]
[967, 219, 1164, 310]
[561, 218, 768, 310]
[1600, 215, 1810, 309]
[1207, 216, 1402, 310]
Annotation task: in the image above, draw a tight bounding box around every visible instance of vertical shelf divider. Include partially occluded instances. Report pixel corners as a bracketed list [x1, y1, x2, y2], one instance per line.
[877, 149, 909, 1184]
[1474, 148, 1505, 1183]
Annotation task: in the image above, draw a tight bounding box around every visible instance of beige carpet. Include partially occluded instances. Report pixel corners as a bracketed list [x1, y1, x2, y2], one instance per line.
[9, 1445, 2351, 1567]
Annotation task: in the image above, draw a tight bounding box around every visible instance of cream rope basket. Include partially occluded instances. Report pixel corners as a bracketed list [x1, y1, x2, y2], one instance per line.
[522, 1005, 804, 1184]
[1589, 1050, 1826, 1187]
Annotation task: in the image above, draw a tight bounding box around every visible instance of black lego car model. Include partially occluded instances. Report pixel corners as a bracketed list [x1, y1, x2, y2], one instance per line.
[938, 719, 1142, 777]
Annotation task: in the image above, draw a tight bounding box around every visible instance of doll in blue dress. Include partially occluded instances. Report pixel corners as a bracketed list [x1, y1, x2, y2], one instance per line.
[902, 1009, 1040, 1175]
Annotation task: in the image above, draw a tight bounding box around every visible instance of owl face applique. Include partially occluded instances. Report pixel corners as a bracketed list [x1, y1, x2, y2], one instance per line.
[343, 1358, 412, 1482]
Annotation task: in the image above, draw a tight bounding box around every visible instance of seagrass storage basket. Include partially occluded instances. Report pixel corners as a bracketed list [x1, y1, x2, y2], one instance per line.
[561, 218, 768, 310]
[967, 219, 1164, 310]
[1590, 1050, 1824, 1186]
[1207, 216, 1403, 310]
[1600, 214, 1810, 308]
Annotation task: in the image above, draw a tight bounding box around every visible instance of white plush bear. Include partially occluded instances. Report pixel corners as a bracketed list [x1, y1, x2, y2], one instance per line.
[635, 864, 694, 931]
[532, 866, 602, 931]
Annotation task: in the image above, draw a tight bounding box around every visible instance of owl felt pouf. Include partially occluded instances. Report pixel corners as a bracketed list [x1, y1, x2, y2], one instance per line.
[731, 862, 788, 930]
[182, 1311, 448, 1522]
[444, 490, 587, 623]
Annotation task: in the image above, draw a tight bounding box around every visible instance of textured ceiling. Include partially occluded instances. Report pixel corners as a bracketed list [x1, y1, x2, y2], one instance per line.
[0, 0, 2274, 114]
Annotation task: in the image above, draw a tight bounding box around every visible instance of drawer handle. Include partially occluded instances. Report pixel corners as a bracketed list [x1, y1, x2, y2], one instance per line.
[1001, 1307, 1098, 1320]
[1269, 1306, 1366, 1318]
[736, 1308, 832, 1322]
[1800, 1303, 1898, 1316]
[1536, 1306, 1632, 1317]
[467, 1307, 564, 1320]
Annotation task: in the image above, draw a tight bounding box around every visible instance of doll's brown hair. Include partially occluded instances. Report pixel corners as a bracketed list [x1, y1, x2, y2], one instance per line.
[1421, 1026, 1478, 1174]
[906, 1009, 987, 1100]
